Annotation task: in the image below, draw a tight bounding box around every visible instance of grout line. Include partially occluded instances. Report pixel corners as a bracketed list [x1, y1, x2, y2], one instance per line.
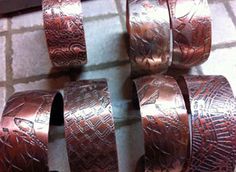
[208, 0, 234, 4]
[12, 60, 129, 85]
[115, 117, 141, 129]
[12, 70, 71, 84]
[11, 25, 43, 34]
[5, 18, 14, 100]
[224, 1, 236, 28]
[83, 13, 119, 22]
[114, 0, 126, 31]
[212, 41, 236, 51]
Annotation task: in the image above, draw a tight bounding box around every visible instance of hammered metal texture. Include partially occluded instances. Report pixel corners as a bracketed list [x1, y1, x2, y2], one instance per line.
[0, 91, 59, 172]
[64, 80, 118, 172]
[134, 75, 189, 172]
[127, 0, 171, 77]
[168, 0, 212, 68]
[43, 0, 87, 67]
[183, 75, 236, 172]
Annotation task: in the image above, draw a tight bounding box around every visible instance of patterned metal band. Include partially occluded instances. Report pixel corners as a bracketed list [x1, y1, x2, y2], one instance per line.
[134, 75, 189, 171]
[0, 91, 63, 172]
[127, 0, 171, 77]
[168, 0, 212, 68]
[181, 75, 236, 171]
[64, 80, 118, 172]
[43, 0, 87, 67]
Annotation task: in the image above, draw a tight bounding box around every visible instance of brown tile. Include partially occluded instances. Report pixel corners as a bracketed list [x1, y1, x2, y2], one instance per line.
[12, 30, 52, 79]
[84, 16, 128, 66]
[0, 18, 7, 32]
[11, 10, 43, 29]
[210, 3, 236, 44]
[82, 0, 118, 18]
[0, 36, 6, 81]
[14, 76, 70, 92]
[200, 47, 236, 95]
[0, 87, 6, 118]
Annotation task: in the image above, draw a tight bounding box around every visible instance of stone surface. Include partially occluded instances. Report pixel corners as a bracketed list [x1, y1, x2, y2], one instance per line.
[11, 10, 43, 29]
[79, 64, 131, 102]
[116, 120, 144, 172]
[14, 76, 70, 92]
[82, 0, 118, 18]
[0, 18, 7, 32]
[200, 47, 236, 95]
[0, 37, 6, 81]
[84, 16, 128, 66]
[0, 87, 6, 119]
[210, 3, 236, 44]
[12, 30, 52, 79]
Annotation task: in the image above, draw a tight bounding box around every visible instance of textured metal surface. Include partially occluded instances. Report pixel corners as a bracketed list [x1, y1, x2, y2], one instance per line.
[64, 80, 118, 172]
[182, 75, 236, 172]
[127, 0, 171, 77]
[134, 75, 189, 172]
[43, 0, 87, 67]
[168, 0, 212, 68]
[0, 91, 60, 172]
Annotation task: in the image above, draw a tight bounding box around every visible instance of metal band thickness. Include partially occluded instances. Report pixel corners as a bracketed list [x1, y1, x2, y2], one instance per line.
[134, 75, 189, 171]
[127, 0, 171, 77]
[181, 75, 235, 171]
[168, 0, 212, 68]
[43, 0, 87, 67]
[64, 80, 118, 172]
[0, 91, 63, 172]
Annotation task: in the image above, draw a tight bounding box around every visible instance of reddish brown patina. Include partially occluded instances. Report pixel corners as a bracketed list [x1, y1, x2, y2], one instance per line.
[64, 80, 118, 172]
[134, 75, 189, 172]
[43, 0, 87, 67]
[180, 75, 236, 171]
[0, 91, 62, 172]
[168, 0, 212, 68]
[127, 0, 171, 77]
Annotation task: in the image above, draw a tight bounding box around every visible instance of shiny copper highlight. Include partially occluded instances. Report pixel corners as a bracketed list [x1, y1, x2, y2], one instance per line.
[181, 75, 236, 171]
[134, 75, 189, 171]
[127, 0, 171, 77]
[0, 91, 63, 172]
[168, 0, 212, 68]
[64, 80, 118, 172]
[43, 0, 87, 67]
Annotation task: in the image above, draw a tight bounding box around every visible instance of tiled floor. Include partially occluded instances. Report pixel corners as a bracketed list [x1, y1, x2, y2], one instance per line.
[0, 0, 236, 171]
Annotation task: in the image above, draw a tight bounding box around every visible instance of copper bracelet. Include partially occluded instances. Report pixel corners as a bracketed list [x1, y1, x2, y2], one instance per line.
[0, 91, 63, 172]
[127, 0, 171, 77]
[134, 75, 189, 171]
[179, 75, 236, 171]
[43, 0, 87, 67]
[64, 80, 118, 172]
[168, 0, 212, 68]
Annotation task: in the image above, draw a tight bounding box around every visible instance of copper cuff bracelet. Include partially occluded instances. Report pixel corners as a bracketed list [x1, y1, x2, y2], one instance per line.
[179, 75, 236, 171]
[0, 91, 63, 172]
[43, 0, 87, 67]
[134, 75, 189, 171]
[168, 0, 212, 68]
[127, 0, 171, 77]
[64, 80, 119, 172]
